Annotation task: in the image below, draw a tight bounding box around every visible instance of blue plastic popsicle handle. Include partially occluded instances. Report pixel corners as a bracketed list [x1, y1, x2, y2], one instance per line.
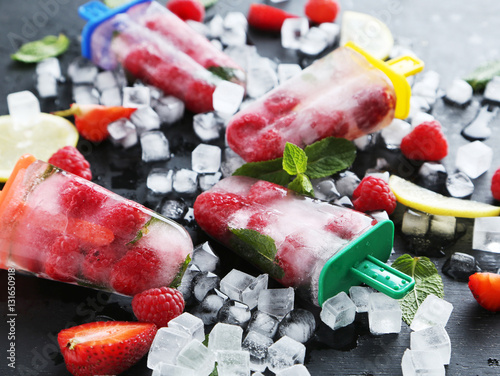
[78, 1, 110, 21]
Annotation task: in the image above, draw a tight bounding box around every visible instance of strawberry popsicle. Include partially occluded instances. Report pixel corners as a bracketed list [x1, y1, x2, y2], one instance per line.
[194, 176, 414, 305]
[0, 155, 193, 296]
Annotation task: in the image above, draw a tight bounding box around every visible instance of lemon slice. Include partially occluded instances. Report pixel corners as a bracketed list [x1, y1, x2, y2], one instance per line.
[0, 113, 79, 182]
[389, 175, 500, 218]
[340, 11, 394, 60]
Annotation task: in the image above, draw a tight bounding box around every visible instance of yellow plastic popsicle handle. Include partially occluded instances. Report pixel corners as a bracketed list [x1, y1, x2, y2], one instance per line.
[345, 41, 425, 120]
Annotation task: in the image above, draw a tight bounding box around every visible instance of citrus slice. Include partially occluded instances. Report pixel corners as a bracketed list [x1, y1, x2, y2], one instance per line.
[389, 175, 500, 218]
[0, 113, 79, 182]
[340, 11, 394, 60]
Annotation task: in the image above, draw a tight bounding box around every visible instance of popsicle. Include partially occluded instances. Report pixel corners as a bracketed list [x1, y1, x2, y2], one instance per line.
[226, 43, 424, 162]
[0, 155, 193, 296]
[193, 176, 414, 306]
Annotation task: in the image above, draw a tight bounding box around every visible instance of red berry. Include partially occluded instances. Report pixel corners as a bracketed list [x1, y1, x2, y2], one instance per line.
[81, 246, 120, 285]
[491, 168, 500, 200]
[132, 286, 185, 328]
[247, 3, 298, 33]
[58, 321, 157, 376]
[167, 0, 205, 22]
[247, 211, 273, 232]
[276, 235, 316, 286]
[184, 79, 216, 113]
[468, 272, 500, 312]
[325, 211, 368, 240]
[44, 235, 82, 282]
[352, 86, 396, 132]
[264, 91, 300, 118]
[59, 179, 108, 218]
[101, 202, 149, 240]
[400, 120, 449, 161]
[247, 180, 288, 205]
[305, 0, 340, 24]
[352, 176, 397, 215]
[49, 146, 92, 180]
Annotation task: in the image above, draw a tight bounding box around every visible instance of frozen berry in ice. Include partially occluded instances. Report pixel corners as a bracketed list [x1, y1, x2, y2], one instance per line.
[264, 91, 300, 117]
[352, 86, 396, 132]
[59, 180, 108, 218]
[44, 235, 82, 282]
[352, 176, 397, 215]
[101, 203, 149, 241]
[132, 286, 185, 327]
[81, 246, 120, 286]
[247, 180, 288, 205]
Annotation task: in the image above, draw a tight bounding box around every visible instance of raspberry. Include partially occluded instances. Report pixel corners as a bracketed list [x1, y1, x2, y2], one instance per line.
[247, 180, 288, 205]
[110, 247, 163, 296]
[59, 180, 108, 218]
[352, 176, 397, 215]
[184, 79, 216, 113]
[352, 86, 396, 132]
[264, 92, 300, 118]
[400, 120, 448, 161]
[247, 129, 283, 162]
[44, 235, 82, 282]
[132, 286, 185, 328]
[246, 212, 272, 232]
[48, 146, 92, 180]
[309, 110, 347, 139]
[81, 246, 120, 286]
[167, 0, 205, 23]
[325, 212, 361, 240]
[305, 0, 340, 24]
[491, 168, 500, 201]
[276, 235, 315, 286]
[101, 202, 149, 241]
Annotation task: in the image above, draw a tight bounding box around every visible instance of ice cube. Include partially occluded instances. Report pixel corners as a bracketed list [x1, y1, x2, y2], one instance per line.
[176, 339, 216, 375]
[147, 168, 173, 194]
[213, 81, 245, 118]
[218, 300, 252, 327]
[402, 210, 430, 237]
[455, 140, 493, 179]
[368, 293, 402, 335]
[267, 336, 306, 374]
[220, 25, 247, 46]
[130, 106, 161, 134]
[208, 322, 243, 353]
[299, 27, 329, 56]
[408, 96, 431, 120]
[168, 312, 205, 343]
[152, 363, 196, 376]
[224, 12, 248, 31]
[473, 217, 500, 253]
[187, 19, 211, 37]
[444, 78, 473, 107]
[220, 269, 256, 302]
[242, 274, 269, 310]
[410, 324, 451, 365]
[277, 309, 316, 343]
[123, 86, 150, 108]
[159, 198, 187, 220]
[258, 288, 295, 320]
[7, 91, 41, 126]
[183, 207, 195, 223]
[246, 57, 279, 99]
[484, 76, 500, 104]
[312, 178, 340, 201]
[417, 162, 447, 192]
[193, 112, 221, 142]
[191, 242, 219, 273]
[224, 45, 257, 72]
[36, 74, 58, 98]
[442, 252, 481, 281]
[147, 327, 191, 369]
[335, 171, 361, 198]
[173, 169, 199, 194]
[209, 14, 224, 38]
[193, 271, 221, 302]
[320, 292, 356, 330]
[445, 172, 474, 198]
[370, 210, 390, 223]
[199, 172, 222, 191]
[429, 215, 456, 241]
[178, 263, 202, 304]
[73, 85, 100, 105]
[334, 196, 354, 209]
[154, 95, 185, 125]
[349, 286, 373, 313]
[192, 291, 228, 325]
[381, 118, 412, 149]
[401, 349, 445, 376]
[242, 330, 273, 373]
[412, 71, 440, 106]
[100, 87, 122, 106]
[94, 70, 118, 92]
[410, 294, 453, 331]
[318, 22, 340, 46]
[217, 350, 251, 376]
[462, 106, 498, 141]
[247, 310, 280, 338]
[411, 111, 435, 128]
[68, 57, 98, 84]
[36, 57, 62, 80]
[140, 131, 170, 162]
[192, 144, 222, 174]
[278, 64, 302, 84]
[281, 18, 309, 50]
[221, 147, 246, 177]
[211, 39, 223, 51]
[276, 364, 311, 376]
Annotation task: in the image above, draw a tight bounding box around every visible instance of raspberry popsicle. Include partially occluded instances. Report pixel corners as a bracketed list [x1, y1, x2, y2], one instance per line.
[226, 43, 423, 162]
[0, 155, 193, 296]
[194, 176, 414, 305]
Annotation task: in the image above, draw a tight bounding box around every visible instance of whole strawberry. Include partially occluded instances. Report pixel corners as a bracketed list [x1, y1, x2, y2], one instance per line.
[491, 167, 500, 200]
[352, 176, 397, 215]
[400, 120, 448, 161]
[49, 146, 92, 180]
[132, 286, 185, 327]
[167, 0, 205, 22]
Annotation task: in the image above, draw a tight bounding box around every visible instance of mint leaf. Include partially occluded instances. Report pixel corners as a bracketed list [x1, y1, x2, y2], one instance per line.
[304, 137, 356, 179]
[208, 66, 238, 82]
[11, 34, 70, 63]
[169, 254, 191, 289]
[464, 60, 500, 91]
[104, 0, 129, 7]
[391, 254, 444, 325]
[288, 173, 314, 197]
[201, 0, 219, 8]
[283, 142, 308, 175]
[233, 158, 289, 186]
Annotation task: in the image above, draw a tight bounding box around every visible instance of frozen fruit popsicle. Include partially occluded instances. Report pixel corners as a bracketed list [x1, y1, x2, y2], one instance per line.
[194, 176, 414, 306]
[0, 155, 193, 296]
[226, 44, 423, 162]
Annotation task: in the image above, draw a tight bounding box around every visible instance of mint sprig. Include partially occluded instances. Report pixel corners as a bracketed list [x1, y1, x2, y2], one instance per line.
[11, 34, 69, 63]
[464, 60, 500, 92]
[391, 254, 444, 325]
[283, 142, 308, 175]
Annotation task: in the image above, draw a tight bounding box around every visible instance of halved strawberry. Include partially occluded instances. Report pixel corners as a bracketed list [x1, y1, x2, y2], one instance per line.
[468, 272, 500, 312]
[58, 321, 157, 376]
[247, 3, 298, 33]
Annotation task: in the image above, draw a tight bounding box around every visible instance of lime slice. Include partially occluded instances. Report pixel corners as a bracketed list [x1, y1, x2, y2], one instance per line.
[389, 175, 500, 218]
[340, 11, 394, 60]
[0, 113, 79, 182]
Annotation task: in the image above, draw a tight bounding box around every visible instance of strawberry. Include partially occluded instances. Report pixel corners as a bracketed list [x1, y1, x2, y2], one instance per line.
[58, 321, 157, 376]
[468, 272, 500, 312]
[44, 235, 82, 282]
[247, 3, 298, 33]
[53, 104, 137, 142]
[305, 0, 340, 24]
[48, 146, 92, 180]
[132, 286, 185, 328]
[167, 0, 205, 23]
[491, 167, 500, 200]
[352, 176, 397, 215]
[400, 120, 449, 161]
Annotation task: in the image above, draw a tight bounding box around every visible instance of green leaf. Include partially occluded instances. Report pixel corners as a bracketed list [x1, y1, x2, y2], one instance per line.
[283, 142, 308, 175]
[209, 363, 219, 376]
[233, 158, 290, 186]
[208, 66, 238, 82]
[104, 0, 129, 8]
[169, 254, 191, 289]
[11, 34, 70, 63]
[288, 173, 314, 197]
[201, 0, 219, 8]
[304, 137, 356, 179]
[391, 254, 444, 325]
[464, 60, 500, 91]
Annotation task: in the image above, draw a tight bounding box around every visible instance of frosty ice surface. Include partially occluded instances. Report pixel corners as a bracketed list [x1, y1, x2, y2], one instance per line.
[410, 294, 453, 331]
[242, 330, 273, 372]
[217, 350, 251, 376]
[218, 300, 252, 327]
[410, 325, 451, 365]
[401, 349, 445, 376]
[191, 242, 220, 273]
[320, 291, 357, 330]
[191, 144, 222, 174]
[168, 312, 205, 343]
[247, 310, 280, 338]
[7, 91, 41, 126]
[147, 327, 191, 369]
[276, 364, 312, 376]
[473, 217, 500, 253]
[267, 336, 306, 374]
[349, 286, 373, 313]
[176, 339, 216, 375]
[140, 131, 170, 162]
[172, 169, 199, 195]
[258, 288, 295, 320]
[108, 118, 138, 148]
[455, 141, 493, 179]
[368, 293, 402, 335]
[208, 323, 243, 354]
[278, 309, 316, 343]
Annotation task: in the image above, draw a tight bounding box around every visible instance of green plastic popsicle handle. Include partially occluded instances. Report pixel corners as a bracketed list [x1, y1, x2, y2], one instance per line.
[317, 220, 415, 306]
